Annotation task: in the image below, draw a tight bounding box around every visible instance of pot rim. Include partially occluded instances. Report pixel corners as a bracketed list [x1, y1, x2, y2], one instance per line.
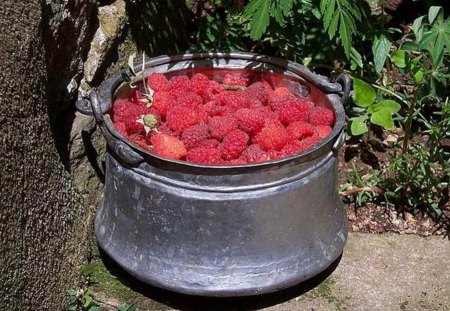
[98, 52, 346, 170]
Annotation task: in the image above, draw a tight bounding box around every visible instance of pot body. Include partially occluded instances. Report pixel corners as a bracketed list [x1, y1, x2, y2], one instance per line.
[86, 52, 350, 297]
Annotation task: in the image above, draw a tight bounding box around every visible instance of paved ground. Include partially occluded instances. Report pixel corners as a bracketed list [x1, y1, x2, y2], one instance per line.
[94, 233, 450, 311]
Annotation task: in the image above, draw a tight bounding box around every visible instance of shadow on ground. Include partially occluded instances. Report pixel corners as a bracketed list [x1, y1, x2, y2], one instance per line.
[98, 248, 341, 310]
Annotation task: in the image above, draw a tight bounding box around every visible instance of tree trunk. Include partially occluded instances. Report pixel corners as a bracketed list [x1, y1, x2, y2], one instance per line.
[0, 1, 94, 309]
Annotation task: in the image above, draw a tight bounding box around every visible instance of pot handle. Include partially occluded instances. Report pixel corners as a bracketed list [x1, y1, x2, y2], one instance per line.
[75, 92, 144, 166]
[333, 73, 352, 105]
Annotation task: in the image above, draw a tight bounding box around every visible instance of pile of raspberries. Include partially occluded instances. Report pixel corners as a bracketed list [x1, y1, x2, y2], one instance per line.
[111, 72, 335, 165]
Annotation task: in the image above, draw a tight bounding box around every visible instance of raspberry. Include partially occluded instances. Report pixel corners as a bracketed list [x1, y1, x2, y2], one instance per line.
[200, 81, 225, 101]
[269, 94, 296, 112]
[220, 129, 249, 160]
[227, 158, 248, 165]
[169, 75, 192, 92]
[152, 91, 175, 117]
[130, 89, 147, 105]
[254, 126, 289, 151]
[309, 106, 335, 126]
[298, 135, 322, 152]
[181, 123, 210, 150]
[215, 91, 250, 110]
[268, 150, 282, 160]
[223, 72, 248, 86]
[210, 104, 234, 117]
[114, 122, 127, 137]
[174, 92, 203, 108]
[198, 138, 220, 148]
[191, 73, 210, 94]
[315, 125, 333, 138]
[246, 82, 269, 104]
[287, 121, 316, 140]
[148, 73, 170, 92]
[166, 105, 199, 132]
[278, 98, 312, 125]
[281, 140, 302, 157]
[240, 144, 269, 163]
[125, 119, 144, 134]
[129, 133, 150, 150]
[209, 115, 238, 140]
[186, 147, 222, 165]
[273, 87, 292, 97]
[151, 133, 187, 160]
[235, 108, 265, 134]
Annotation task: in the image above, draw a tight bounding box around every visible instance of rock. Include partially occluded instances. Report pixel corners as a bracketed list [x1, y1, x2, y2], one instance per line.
[84, 0, 127, 84]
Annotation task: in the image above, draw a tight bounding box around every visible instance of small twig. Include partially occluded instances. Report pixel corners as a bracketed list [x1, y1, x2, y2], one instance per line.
[340, 186, 385, 197]
[223, 85, 247, 91]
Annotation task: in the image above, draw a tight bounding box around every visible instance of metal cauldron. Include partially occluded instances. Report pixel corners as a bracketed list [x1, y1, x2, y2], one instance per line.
[76, 52, 351, 297]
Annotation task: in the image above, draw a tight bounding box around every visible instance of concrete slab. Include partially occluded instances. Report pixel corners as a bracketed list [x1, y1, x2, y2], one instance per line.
[92, 233, 450, 311]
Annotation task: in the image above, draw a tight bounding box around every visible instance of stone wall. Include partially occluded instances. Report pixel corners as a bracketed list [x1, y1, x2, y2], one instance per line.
[0, 0, 191, 309]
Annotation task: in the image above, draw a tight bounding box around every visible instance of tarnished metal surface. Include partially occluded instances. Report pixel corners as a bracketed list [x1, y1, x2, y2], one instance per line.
[86, 52, 349, 296]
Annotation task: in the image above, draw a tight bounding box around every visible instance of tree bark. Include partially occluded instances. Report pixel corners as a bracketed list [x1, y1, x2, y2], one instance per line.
[0, 1, 92, 309]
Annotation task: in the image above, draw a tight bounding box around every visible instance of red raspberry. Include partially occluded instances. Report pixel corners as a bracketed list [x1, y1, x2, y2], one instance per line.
[151, 133, 187, 160]
[130, 89, 147, 105]
[272, 87, 292, 97]
[280, 140, 302, 157]
[309, 106, 335, 126]
[278, 98, 312, 125]
[246, 82, 269, 104]
[235, 108, 265, 134]
[223, 72, 248, 86]
[209, 115, 238, 140]
[215, 91, 250, 110]
[152, 91, 175, 117]
[181, 123, 210, 150]
[220, 129, 249, 160]
[129, 133, 150, 150]
[114, 122, 128, 137]
[287, 121, 316, 140]
[200, 81, 225, 101]
[148, 73, 170, 92]
[316, 125, 333, 138]
[210, 104, 234, 117]
[240, 144, 269, 163]
[169, 75, 192, 92]
[268, 94, 296, 112]
[268, 150, 282, 160]
[227, 158, 248, 165]
[298, 135, 322, 152]
[186, 147, 222, 165]
[174, 92, 203, 108]
[125, 119, 144, 134]
[166, 105, 199, 132]
[198, 139, 220, 148]
[191, 73, 210, 94]
[254, 126, 289, 151]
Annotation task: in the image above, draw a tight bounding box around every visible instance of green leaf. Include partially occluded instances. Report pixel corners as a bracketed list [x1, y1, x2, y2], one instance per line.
[428, 6, 441, 24]
[328, 12, 339, 39]
[413, 68, 424, 83]
[412, 16, 424, 34]
[247, 0, 270, 40]
[323, 0, 336, 29]
[391, 50, 407, 68]
[401, 41, 419, 51]
[351, 116, 369, 135]
[351, 47, 363, 68]
[339, 12, 352, 58]
[372, 34, 391, 73]
[371, 109, 395, 129]
[353, 78, 376, 107]
[380, 100, 401, 113]
[432, 32, 445, 67]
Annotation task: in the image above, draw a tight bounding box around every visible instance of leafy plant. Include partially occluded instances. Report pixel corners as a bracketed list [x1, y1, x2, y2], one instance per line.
[349, 78, 401, 136]
[67, 289, 99, 311]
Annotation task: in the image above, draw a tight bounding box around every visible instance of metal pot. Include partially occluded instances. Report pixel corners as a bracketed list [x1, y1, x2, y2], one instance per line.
[76, 52, 351, 297]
